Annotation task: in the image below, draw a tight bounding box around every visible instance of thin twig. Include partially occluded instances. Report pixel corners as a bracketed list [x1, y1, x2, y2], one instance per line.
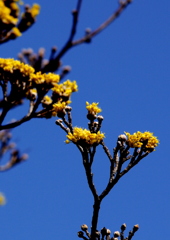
[81, 150, 98, 199]
[73, 0, 132, 46]
[41, 0, 131, 73]
[101, 141, 113, 162]
[41, 0, 83, 73]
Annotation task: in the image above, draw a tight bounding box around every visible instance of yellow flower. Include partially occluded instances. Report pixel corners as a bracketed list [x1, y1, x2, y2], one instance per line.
[0, 1, 18, 24]
[125, 131, 159, 150]
[26, 88, 37, 100]
[44, 72, 60, 85]
[52, 101, 68, 116]
[30, 72, 60, 86]
[86, 102, 102, 115]
[11, 27, 22, 37]
[52, 80, 78, 97]
[0, 192, 6, 206]
[30, 4, 40, 18]
[0, 58, 34, 75]
[42, 95, 52, 105]
[66, 127, 105, 146]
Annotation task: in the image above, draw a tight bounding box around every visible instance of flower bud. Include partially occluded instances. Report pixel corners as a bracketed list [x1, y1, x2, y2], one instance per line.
[101, 227, 107, 236]
[121, 223, 126, 231]
[62, 65, 71, 74]
[77, 231, 84, 238]
[20, 154, 29, 161]
[65, 106, 72, 112]
[97, 115, 104, 121]
[38, 48, 45, 58]
[95, 230, 100, 237]
[55, 119, 63, 125]
[81, 224, 88, 231]
[118, 134, 127, 142]
[106, 229, 111, 235]
[114, 231, 120, 237]
[133, 224, 139, 232]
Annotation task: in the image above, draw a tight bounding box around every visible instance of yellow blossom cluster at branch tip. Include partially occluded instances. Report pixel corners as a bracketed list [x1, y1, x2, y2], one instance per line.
[66, 127, 105, 146]
[0, 192, 6, 206]
[86, 102, 102, 115]
[125, 131, 159, 150]
[0, 58, 61, 85]
[0, 0, 18, 24]
[0, 58, 34, 75]
[30, 71, 60, 85]
[52, 80, 78, 97]
[0, 58, 78, 118]
[42, 95, 52, 105]
[30, 4, 40, 18]
[11, 27, 22, 37]
[52, 101, 70, 116]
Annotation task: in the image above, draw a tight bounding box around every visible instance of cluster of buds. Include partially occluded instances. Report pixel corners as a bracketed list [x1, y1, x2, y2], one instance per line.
[78, 224, 139, 240]
[18, 47, 72, 77]
[0, 129, 28, 171]
[0, 0, 40, 44]
[56, 102, 105, 148]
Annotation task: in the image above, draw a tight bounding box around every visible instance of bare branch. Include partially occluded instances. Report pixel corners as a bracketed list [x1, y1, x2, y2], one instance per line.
[73, 0, 132, 46]
[101, 141, 113, 162]
[41, 0, 83, 73]
[41, 0, 131, 73]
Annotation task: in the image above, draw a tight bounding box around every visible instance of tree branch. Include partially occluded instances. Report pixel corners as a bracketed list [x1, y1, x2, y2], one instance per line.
[73, 0, 132, 46]
[41, 0, 132, 73]
[41, 0, 83, 73]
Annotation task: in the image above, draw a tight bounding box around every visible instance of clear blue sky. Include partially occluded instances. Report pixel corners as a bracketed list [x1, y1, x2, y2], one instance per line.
[1, 1, 169, 239]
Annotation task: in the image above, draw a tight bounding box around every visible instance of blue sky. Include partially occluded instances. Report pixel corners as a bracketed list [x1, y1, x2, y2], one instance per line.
[0, 0, 170, 239]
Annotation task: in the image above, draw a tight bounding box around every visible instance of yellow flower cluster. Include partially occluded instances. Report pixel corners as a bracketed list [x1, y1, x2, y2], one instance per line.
[0, 192, 6, 205]
[52, 101, 70, 116]
[86, 102, 102, 115]
[0, 58, 34, 75]
[30, 72, 60, 85]
[29, 4, 40, 18]
[42, 95, 52, 105]
[0, 58, 60, 85]
[52, 80, 78, 97]
[66, 127, 105, 146]
[0, 0, 18, 25]
[0, 58, 78, 118]
[11, 27, 22, 37]
[125, 131, 159, 150]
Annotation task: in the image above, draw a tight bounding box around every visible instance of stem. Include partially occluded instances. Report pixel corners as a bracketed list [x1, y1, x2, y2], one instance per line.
[0, 105, 9, 126]
[91, 199, 101, 240]
[73, 0, 132, 46]
[41, 0, 83, 73]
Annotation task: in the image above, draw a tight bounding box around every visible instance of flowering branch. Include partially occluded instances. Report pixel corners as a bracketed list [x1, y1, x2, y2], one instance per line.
[0, 2, 40, 44]
[56, 102, 159, 240]
[0, 58, 78, 130]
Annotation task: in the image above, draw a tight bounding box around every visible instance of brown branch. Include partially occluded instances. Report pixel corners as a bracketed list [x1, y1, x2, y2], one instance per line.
[99, 151, 149, 201]
[73, 0, 132, 46]
[82, 150, 98, 200]
[119, 152, 149, 178]
[41, 0, 83, 73]
[0, 93, 44, 130]
[89, 146, 96, 166]
[101, 141, 113, 162]
[91, 199, 101, 240]
[41, 0, 131, 73]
